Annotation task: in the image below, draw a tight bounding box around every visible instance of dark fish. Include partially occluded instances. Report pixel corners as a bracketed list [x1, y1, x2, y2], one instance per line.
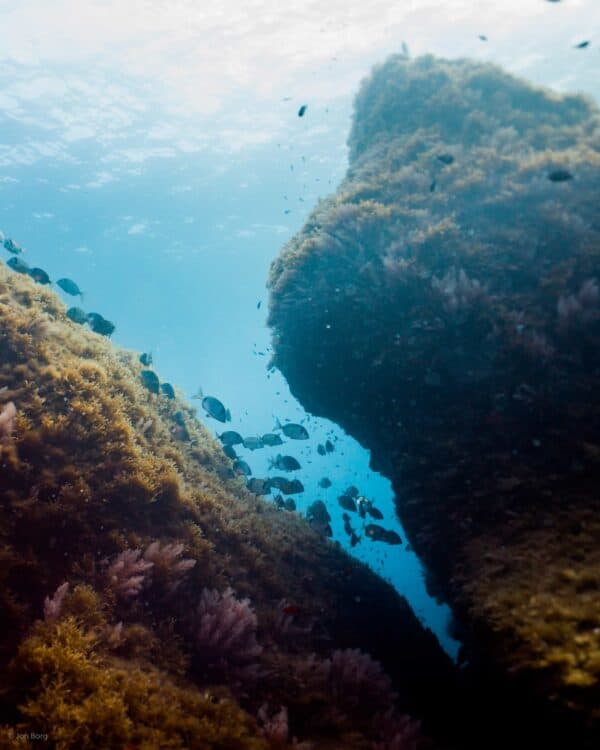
[223, 444, 237, 460]
[256, 300, 262, 309]
[275, 418, 309, 440]
[430, 179, 436, 192]
[219, 430, 244, 446]
[274, 494, 285, 509]
[437, 153, 454, 165]
[478, 35, 487, 41]
[66, 306, 87, 324]
[173, 411, 186, 426]
[307, 500, 332, 537]
[317, 444, 326, 456]
[366, 506, 384, 520]
[86, 312, 115, 337]
[365, 524, 402, 545]
[7, 256, 30, 274]
[298, 104, 307, 117]
[325, 439, 334, 453]
[269, 476, 304, 494]
[140, 369, 160, 394]
[345, 486, 359, 498]
[261, 432, 284, 447]
[56, 278, 83, 297]
[139, 352, 153, 366]
[269, 454, 301, 472]
[574, 41, 590, 49]
[548, 169, 573, 182]
[3, 238, 23, 254]
[202, 396, 231, 423]
[247, 478, 271, 495]
[160, 382, 175, 399]
[318, 477, 331, 488]
[284, 498, 296, 512]
[233, 459, 252, 476]
[338, 493, 357, 512]
[243, 436, 264, 451]
[28, 267, 51, 285]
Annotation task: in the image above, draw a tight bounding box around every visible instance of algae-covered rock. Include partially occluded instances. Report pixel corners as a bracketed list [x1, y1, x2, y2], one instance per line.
[0, 262, 457, 748]
[268, 55, 600, 748]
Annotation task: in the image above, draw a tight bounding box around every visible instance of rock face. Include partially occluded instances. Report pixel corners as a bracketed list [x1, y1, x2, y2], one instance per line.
[268, 55, 600, 748]
[0, 262, 457, 748]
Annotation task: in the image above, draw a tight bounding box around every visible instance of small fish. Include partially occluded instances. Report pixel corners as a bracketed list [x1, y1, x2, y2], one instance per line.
[219, 430, 244, 446]
[202, 396, 231, 423]
[28, 267, 51, 285]
[298, 104, 307, 117]
[269, 476, 303, 494]
[478, 34, 487, 41]
[223, 444, 237, 460]
[274, 418, 309, 440]
[325, 439, 334, 453]
[243, 436, 264, 451]
[6, 257, 30, 274]
[430, 179, 437, 192]
[306, 500, 332, 537]
[274, 494, 285, 509]
[574, 41, 590, 49]
[247, 478, 271, 495]
[160, 382, 175, 399]
[256, 300, 262, 309]
[318, 477, 331, 488]
[269, 454, 301, 472]
[437, 153, 454, 165]
[261, 432, 283, 447]
[365, 524, 402, 545]
[284, 498, 296, 511]
[345, 486, 359, 498]
[56, 277, 83, 298]
[66, 306, 87, 324]
[338, 493, 357, 512]
[366, 506, 384, 520]
[173, 411, 186, 426]
[317, 444, 326, 456]
[139, 352, 153, 366]
[233, 459, 252, 476]
[140, 369, 160, 394]
[3, 238, 23, 255]
[86, 312, 115, 337]
[548, 169, 573, 182]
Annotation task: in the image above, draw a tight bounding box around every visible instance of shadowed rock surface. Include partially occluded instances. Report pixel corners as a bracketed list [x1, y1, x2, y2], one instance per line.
[268, 54, 600, 749]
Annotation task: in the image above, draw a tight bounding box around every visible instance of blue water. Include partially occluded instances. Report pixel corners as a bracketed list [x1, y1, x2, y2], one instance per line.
[1, 0, 598, 658]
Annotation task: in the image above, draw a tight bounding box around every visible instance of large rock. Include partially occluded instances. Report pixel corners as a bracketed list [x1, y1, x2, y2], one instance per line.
[0, 261, 457, 748]
[268, 55, 600, 748]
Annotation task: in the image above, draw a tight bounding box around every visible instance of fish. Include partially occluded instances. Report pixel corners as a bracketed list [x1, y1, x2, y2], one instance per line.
[269, 454, 301, 472]
[233, 459, 252, 476]
[345, 486, 359, 498]
[284, 498, 296, 511]
[437, 153, 454, 165]
[6, 257, 30, 274]
[318, 477, 332, 488]
[574, 41, 590, 49]
[274, 494, 285, 509]
[66, 306, 87, 324]
[140, 370, 160, 394]
[256, 300, 262, 309]
[357, 496, 383, 520]
[548, 169, 573, 182]
[56, 278, 83, 298]
[261, 432, 284, 446]
[3, 238, 23, 255]
[247, 478, 271, 495]
[366, 506, 384, 520]
[298, 104, 307, 117]
[222, 444, 237, 460]
[365, 524, 402, 545]
[317, 444, 326, 456]
[243, 436, 264, 451]
[274, 418, 309, 440]
[306, 500, 332, 537]
[170, 422, 190, 442]
[338, 493, 357, 512]
[160, 382, 175, 399]
[86, 312, 115, 337]
[478, 34, 487, 41]
[325, 439, 334, 453]
[173, 411, 186, 426]
[430, 179, 437, 192]
[269, 476, 304, 494]
[219, 430, 244, 446]
[139, 352, 153, 366]
[201, 395, 231, 423]
[28, 267, 51, 285]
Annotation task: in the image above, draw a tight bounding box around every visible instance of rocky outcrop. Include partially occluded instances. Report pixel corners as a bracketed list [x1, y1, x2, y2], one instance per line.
[0, 261, 456, 748]
[268, 54, 600, 748]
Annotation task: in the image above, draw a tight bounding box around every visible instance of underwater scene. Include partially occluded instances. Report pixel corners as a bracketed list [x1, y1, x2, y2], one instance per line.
[0, 1, 599, 748]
